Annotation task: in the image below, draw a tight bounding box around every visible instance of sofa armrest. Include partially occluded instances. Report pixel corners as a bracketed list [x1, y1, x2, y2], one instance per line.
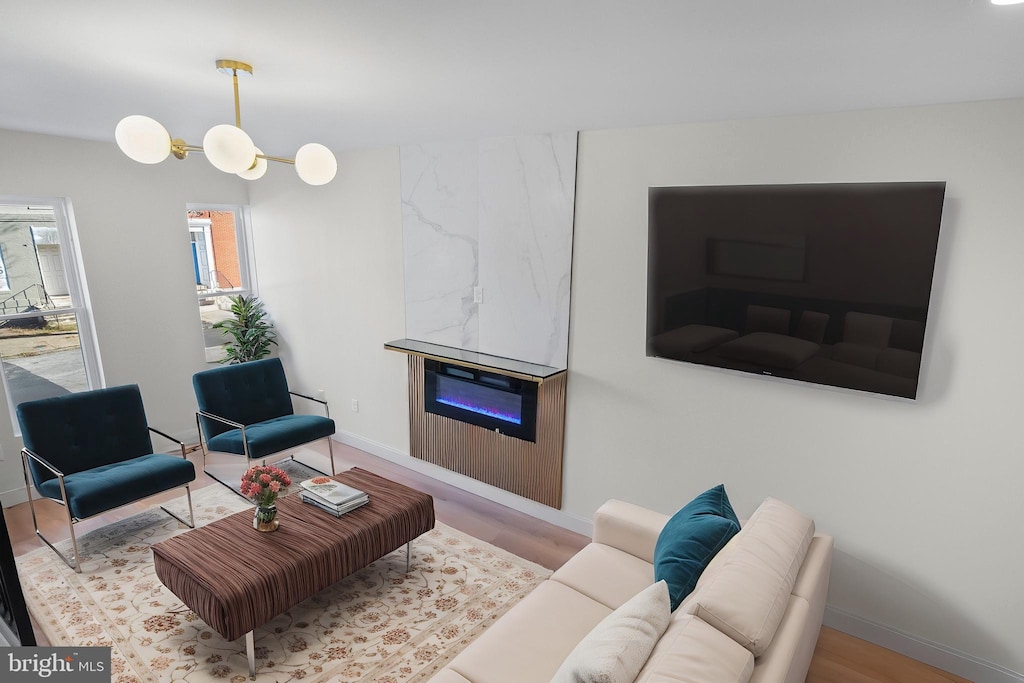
[593, 499, 669, 564]
[427, 670, 473, 683]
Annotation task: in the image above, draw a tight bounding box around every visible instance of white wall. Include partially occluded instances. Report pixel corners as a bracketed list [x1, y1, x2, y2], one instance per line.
[566, 99, 1024, 676]
[0, 129, 249, 505]
[246, 147, 409, 455]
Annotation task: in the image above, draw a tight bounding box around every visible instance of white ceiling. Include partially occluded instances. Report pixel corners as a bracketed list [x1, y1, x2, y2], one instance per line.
[2, 0, 1023, 157]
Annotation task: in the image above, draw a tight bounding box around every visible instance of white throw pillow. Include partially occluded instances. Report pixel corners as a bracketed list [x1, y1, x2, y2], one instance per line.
[550, 580, 672, 683]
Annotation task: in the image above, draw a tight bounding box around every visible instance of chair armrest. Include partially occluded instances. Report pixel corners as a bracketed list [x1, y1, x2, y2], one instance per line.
[289, 391, 331, 417]
[197, 410, 245, 429]
[592, 499, 670, 565]
[21, 447, 65, 479]
[196, 411, 250, 457]
[21, 447, 70, 507]
[148, 426, 187, 458]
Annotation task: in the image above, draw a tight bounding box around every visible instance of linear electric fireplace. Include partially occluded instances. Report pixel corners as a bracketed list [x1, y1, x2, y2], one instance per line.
[386, 338, 567, 508]
[424, 359, 538, 442]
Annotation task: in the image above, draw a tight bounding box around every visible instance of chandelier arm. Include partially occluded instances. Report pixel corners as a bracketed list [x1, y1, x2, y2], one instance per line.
[256, 153, 295, 165]
[170, 138, 203, 160]
[170, 141, 295, 167]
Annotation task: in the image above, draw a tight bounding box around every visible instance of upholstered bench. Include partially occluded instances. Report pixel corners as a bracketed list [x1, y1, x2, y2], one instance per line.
[152, 467, 434, 676]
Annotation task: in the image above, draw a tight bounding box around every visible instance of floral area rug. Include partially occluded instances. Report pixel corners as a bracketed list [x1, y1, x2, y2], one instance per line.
[16, 483, 549, 683]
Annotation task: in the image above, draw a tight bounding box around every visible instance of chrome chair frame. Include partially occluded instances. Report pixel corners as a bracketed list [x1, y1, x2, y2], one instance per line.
[20, 427, 196, 573]
[195, 390, 336, 491]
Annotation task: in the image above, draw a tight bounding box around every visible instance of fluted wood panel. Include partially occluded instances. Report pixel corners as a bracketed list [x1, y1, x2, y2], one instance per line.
[408, 356, 565, 508]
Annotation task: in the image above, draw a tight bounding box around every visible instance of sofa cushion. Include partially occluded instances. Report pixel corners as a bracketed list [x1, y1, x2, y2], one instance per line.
[635, 614, 754, 683]
[36, 453, 195, 520]
[717, 332, 820, 370]
[654, 485, 741, 610]
[551, 581, 671, 683]
[794, 311, 829, 344]
[205, 414, 336, 459]
[685, 498, 814, 657]
[550, 542, 655, 610]
[445, 580, 611, 683]
[843, 311, 893, 347]
[831, 341, 881, 369]
[745, 305, 791, 335]
[650, 325, 739, 355]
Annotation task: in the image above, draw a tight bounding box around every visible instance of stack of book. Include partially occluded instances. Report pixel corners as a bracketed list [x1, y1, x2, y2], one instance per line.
[298, 477, 369, 517]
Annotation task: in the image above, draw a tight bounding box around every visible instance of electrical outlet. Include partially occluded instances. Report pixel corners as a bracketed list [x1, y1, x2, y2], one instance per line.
[351, 399, 359, 413]
[473, 286, 483, 304]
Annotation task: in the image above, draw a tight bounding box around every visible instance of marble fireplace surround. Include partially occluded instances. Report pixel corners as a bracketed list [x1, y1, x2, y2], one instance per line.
[400, 132, 578, 369]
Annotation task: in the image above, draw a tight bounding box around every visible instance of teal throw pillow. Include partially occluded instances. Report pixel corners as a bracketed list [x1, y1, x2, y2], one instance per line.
[653, 484, 741, 611]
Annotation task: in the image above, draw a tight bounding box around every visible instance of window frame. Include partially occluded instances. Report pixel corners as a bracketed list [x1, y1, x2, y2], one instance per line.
[0, 195, 104, 436]
[185, 203, 258, 363]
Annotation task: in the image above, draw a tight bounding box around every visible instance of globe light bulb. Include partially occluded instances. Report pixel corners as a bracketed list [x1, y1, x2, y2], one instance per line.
[203, 124, 257, 174]
[114, 115, 171, 164]
[294, 143, 337, 185]
[237, 147, 268, 180]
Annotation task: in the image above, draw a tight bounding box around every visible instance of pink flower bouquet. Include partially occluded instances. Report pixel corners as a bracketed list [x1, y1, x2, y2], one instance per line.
[240, 464, 292, 508]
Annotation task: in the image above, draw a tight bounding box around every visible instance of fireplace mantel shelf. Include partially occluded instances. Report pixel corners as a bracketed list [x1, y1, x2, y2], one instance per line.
[385, 338, 565, 383]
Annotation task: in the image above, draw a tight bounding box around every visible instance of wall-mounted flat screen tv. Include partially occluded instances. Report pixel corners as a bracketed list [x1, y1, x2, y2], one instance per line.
[647, 182, 946, 399]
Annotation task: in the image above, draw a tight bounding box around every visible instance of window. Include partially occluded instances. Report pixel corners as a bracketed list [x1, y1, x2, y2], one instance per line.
[185, 205, 256, 363]
[0, 198, 102, 435]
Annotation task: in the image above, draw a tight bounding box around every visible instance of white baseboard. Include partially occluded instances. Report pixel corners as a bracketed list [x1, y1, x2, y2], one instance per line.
[332, 431, 593, 537]
[1, 484, 28, 508]
[824, 606, 1024, 683]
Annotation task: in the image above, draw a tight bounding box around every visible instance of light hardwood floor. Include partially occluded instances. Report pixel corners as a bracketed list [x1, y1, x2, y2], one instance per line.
[4, 441, 971, 683]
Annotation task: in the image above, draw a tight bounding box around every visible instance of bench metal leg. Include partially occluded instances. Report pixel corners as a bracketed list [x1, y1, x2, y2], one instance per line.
[246, 630, 255, 679]
[406, 541, 412, 573]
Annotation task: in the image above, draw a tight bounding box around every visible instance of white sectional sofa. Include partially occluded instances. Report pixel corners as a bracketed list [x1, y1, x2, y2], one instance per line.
[429, 496, 833, 683]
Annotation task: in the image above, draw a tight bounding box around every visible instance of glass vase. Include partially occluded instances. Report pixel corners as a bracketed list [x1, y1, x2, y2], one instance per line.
[253, 504, 279, 532]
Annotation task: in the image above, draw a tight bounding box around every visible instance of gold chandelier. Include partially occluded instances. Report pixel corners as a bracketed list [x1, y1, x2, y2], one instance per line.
[115, 60, 337, 185]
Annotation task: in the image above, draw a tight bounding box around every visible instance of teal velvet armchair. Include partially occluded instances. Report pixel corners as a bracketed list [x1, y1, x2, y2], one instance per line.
[17, 384, 196, 573]
[192, 358, 336, 487]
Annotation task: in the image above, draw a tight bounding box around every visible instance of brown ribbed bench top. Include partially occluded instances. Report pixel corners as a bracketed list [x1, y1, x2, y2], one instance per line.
[152, 467, 435, 642]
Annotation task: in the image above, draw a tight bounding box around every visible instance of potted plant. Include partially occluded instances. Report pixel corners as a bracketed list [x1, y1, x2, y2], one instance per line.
[213, 294, 278, 364]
